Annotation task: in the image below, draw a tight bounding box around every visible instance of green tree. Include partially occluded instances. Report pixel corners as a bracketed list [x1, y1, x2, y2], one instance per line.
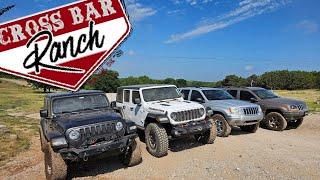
[90, 70, 120, 93]
[176, 79, 187, 87]
[221, 75, 247, 87]
[27, 80, 54, 93]
[163, 78, 176, 85]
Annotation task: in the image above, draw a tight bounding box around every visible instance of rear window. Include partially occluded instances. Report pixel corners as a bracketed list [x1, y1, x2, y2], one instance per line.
[227, 90, 238, 98]
[116, 89, 123, 102]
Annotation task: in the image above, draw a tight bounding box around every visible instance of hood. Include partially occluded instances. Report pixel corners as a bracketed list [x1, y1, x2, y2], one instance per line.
[260, 97, 306, 106]
[146, 99, 204, 114]
[54, 109, 122, 130]
[205, 99, 259, 109]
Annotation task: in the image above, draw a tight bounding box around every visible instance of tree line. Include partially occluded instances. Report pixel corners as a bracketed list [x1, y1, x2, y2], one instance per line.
[83, 70, 320, 92]
[1, 70, 319, 93]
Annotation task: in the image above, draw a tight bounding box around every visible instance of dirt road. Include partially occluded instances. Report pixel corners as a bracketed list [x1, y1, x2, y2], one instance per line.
[0, 114, 319, 180]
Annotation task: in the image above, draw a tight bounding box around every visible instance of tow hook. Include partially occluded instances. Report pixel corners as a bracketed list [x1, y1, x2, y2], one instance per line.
[83, 153, 89, 161]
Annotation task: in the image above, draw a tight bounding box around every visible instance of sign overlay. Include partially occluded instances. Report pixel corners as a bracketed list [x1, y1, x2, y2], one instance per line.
[0, 0, 131, 91]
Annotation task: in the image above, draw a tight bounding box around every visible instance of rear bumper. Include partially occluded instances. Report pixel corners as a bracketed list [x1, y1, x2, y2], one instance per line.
[171, 120, 212, 138]
[226, 114, 263, 126]
[283, 111, 308, 121]
[59, 134, 136, 160]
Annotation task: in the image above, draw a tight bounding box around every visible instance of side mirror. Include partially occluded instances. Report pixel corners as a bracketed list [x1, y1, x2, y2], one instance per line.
[40, 109, 48, 118]
[180, 93, 185, 99]
[110, 101, 117, 109]
[250, 98, 258, 103]
[196, 98, 205, 103]
[134, 98, 142, 105]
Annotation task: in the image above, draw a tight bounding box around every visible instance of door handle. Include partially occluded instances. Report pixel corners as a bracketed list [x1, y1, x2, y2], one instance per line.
[130, 107, 134, 111]
[123, 106, 126, 109]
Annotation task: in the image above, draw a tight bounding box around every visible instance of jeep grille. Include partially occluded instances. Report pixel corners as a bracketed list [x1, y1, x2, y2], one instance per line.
[243, 107, 259, 115]
[67, 121, 125, 147]
[79, 122, 117, 137]
[297, 104, 305, 110]
[175, 109, 202, 122]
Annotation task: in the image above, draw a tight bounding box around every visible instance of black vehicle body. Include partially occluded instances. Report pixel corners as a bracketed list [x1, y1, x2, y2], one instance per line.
[40, 90, 138, 161]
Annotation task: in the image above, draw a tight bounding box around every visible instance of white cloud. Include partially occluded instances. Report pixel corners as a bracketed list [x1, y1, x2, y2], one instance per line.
[172, 0, 215, 6]
[125, 0, 157, 21]
[167, 9, 185, 15]
[166, 0, 290, 43]
[295, 20, 318, 34]
[245, 65, 254, 71]
[126, 50, 136, 56]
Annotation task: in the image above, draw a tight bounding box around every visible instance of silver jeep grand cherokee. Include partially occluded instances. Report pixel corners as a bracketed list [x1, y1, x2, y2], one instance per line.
[179, 87, 264, 137]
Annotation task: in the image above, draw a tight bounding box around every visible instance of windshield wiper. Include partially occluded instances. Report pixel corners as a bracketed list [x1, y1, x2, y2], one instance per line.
[59, 111, 79, 115]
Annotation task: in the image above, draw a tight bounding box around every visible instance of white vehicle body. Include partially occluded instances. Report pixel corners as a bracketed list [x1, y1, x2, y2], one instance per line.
[115, 85, 206, 128]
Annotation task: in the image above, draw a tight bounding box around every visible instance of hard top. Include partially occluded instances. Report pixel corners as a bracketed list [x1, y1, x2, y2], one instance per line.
[179, 87, 223, 91]
[118, 84, 176, 90]
[45, 90, 105, 99]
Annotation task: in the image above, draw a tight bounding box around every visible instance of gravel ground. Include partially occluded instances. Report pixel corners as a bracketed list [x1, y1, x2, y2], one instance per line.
[0, 114, 319, 180]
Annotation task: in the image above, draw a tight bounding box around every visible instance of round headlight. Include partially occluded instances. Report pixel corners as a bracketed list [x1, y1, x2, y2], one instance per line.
[290, 105, 298, 110]
[199, 108, 205, 116]
[170, 112, 178, 120]
[68, 130, 80, 140]
[116, 122, 123, 131]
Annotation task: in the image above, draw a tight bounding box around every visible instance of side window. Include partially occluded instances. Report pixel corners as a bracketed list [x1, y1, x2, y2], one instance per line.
[227, 90, 238, 98]
[240, 91, 255, 101]
[180, 90, 190, 100]
[116, 89, 123, 103]
[191, 90, 204, 102]
[124, 90, 130, 102]
[132, 91, 140, 104]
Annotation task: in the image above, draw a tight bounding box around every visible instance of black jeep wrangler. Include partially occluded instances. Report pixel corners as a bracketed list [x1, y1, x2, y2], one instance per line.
[39, 90, 142, 180]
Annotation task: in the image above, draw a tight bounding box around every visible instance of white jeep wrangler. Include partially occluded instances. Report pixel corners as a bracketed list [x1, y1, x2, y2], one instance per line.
[113, 85, 216, 157]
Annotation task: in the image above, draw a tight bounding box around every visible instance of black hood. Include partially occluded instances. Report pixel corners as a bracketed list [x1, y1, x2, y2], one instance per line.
[54, 109, 123, 130]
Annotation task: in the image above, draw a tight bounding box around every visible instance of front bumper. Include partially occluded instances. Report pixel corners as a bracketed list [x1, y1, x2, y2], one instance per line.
[283, 111, 308, 121]
[59, 134, 136, 160]
[226, 114, 263, 126]
[170, 120, 212, 138]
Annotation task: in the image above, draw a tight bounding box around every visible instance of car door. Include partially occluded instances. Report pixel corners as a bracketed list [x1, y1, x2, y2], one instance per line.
[122, 90, 145, 127]
[190, 90, 205, 103]
[240, 90, 257, 102]
[180, 89, 191, 100]
[121, 89, 132, 119]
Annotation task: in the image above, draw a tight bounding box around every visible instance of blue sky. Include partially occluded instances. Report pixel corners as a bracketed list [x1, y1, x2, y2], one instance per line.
[0, 0, 319, 82]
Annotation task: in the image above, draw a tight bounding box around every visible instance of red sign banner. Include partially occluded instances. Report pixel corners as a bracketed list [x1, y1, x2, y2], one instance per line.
[0, 0, 131, 91]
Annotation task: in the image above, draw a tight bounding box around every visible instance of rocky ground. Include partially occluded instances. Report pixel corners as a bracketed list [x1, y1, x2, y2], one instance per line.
[0, 114, 319, 180]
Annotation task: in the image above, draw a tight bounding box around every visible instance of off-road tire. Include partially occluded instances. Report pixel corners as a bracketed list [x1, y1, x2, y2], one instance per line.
[39, 127, 48, 152]
[44, 144, 67, 180]
[120, 137, 143, 167]
[212, 114, 231, 137]
[288, 118, 304, 129]
[240, 123, 259, 133]
[145, 123, 169, 158]
[265, 112, 287, 131]
[195, 119, 217, 144]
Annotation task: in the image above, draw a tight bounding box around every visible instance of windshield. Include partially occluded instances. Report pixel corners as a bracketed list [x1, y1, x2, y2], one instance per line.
[142, 87, 180, 102]
[202, 90, 234, 100]
[252, 89, 279, 99]
[53, 94, 109, 114]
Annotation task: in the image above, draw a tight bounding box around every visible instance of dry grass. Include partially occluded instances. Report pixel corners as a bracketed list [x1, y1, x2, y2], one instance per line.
[275, 89, 320, 112]
[0, 81, 44, 166]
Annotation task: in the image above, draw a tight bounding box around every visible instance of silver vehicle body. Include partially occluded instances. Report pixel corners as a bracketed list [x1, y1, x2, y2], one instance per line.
[178, 87, 264, 126]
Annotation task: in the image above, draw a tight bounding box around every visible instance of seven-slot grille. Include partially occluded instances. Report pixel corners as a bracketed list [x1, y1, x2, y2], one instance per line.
[297, 104, 305, 110]
[243, 107, 259, 115]
[69, 121, 118, 140]
[175, 109, 203, 122]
